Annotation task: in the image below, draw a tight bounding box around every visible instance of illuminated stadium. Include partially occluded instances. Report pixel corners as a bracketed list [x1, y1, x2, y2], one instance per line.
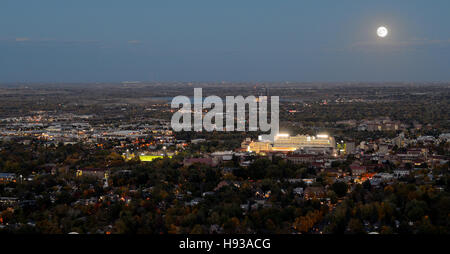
[244, 133, 335, 154]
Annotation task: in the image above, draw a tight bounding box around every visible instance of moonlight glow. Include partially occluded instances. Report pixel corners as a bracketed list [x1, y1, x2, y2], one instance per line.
[377, 26, 388, 38]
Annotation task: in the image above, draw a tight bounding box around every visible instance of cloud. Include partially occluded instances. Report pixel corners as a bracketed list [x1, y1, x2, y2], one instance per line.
[350, 38, 450, 51]
[127, 40, 142, 44]
[15, 37, 30, 42]
[0, 37, 101, 44]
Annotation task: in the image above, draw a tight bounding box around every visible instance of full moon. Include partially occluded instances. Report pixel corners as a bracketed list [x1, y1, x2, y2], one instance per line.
[377, 26, 388, 38]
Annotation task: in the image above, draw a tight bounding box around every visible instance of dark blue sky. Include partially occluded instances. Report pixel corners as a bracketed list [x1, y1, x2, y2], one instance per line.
[1, 0, 449, 82]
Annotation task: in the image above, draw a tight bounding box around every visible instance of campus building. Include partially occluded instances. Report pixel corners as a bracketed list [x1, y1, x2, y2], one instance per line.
[242, 134, 335, 154]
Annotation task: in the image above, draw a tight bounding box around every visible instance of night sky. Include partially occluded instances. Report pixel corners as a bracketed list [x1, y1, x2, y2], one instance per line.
[1, 0, 449, 82]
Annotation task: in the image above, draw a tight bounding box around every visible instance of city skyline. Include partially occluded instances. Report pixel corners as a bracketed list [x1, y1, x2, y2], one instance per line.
[1, 0, 450, 247]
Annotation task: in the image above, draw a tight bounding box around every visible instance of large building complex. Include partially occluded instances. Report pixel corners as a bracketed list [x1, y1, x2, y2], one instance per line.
[242, 134, 336, 154]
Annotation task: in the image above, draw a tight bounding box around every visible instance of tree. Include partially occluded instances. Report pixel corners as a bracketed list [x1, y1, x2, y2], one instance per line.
[405, 200, 427, 221]
[348, 218, 364, 234]
[332, 182, 348, 198]
[190, 224, 205, 234]
[362, 179, 372, 191]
